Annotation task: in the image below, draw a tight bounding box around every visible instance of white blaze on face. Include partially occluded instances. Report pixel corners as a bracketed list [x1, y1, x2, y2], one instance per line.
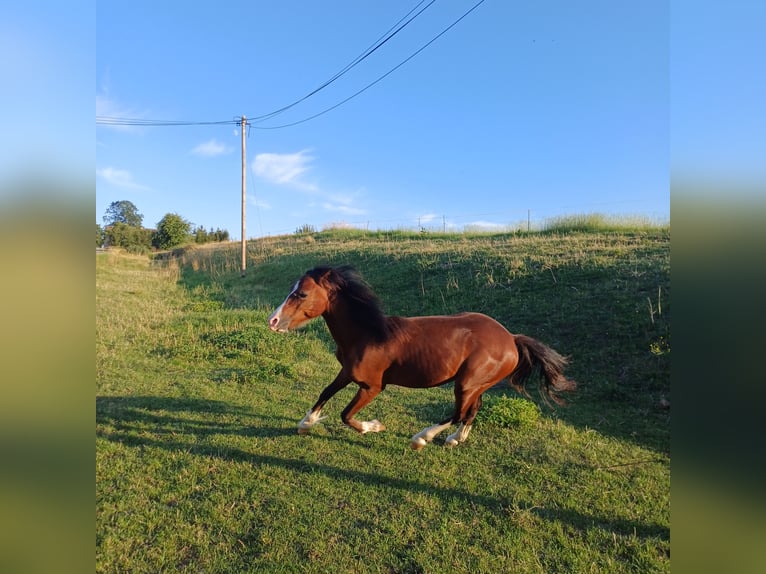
[268, 281, 299, 332]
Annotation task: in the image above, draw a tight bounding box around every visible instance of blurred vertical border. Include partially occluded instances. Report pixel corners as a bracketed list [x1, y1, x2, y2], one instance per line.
[0, 2, 93, 573]
[672, 1, 766, 573]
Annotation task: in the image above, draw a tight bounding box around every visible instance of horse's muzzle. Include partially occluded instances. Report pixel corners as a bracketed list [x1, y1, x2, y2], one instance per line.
[268, 313, 288, 332]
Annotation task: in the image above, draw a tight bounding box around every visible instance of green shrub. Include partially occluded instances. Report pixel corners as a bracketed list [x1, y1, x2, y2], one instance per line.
[476, 396, 541, 430]
[103, 221, 154, 252]
[153, 213, 191, 249]
[295, 223, 317, 234]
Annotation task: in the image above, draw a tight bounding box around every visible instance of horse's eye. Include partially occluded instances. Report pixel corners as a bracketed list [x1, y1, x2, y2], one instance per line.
[296, 291, 307, 299]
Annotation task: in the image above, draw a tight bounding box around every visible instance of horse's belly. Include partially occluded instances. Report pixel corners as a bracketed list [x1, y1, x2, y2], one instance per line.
[383, 338, 467, 388]
[382, 361, 455, 388]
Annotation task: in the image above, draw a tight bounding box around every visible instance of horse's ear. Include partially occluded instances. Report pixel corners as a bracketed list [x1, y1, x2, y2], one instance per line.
[314, 267, 341, 291]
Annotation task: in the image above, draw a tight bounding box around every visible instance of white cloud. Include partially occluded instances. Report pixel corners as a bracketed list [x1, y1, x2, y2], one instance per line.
[252, 150, 369, 219]
[465, 221, 509, 231]
[418, 213, 438, 223]
[252, 150, 317, 190]
[249, 195, 271, 210]
[96, 93, 147, 133]
[322, 202, 366, 216]
[96, 167, 150, 191]
[95, 94, 118, 116]
[326, 188, 364, 206]
[192, 138, 231, 157]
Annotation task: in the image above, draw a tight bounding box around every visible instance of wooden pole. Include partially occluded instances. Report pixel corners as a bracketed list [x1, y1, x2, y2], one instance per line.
[241, 116, 247, 277]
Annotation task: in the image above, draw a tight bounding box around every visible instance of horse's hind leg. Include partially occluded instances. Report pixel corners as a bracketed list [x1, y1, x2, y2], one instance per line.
[410, 418, 453, 450]
[410, 382, 472, 450]
[445, 394, 483, 447]
[445, 423, 473, 447]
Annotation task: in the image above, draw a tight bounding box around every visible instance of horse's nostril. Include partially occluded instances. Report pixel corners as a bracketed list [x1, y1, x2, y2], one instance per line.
[269, 315, 279, 328]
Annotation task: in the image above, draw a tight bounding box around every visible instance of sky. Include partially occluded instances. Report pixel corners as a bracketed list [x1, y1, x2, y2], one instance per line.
[95, 0, 670, 238]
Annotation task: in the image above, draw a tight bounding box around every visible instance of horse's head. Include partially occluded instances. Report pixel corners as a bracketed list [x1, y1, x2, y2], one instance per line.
[268, 268, 334, 333]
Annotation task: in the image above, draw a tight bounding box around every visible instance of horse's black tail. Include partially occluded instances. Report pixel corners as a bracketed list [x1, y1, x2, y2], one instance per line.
[509, 335, 576, 406]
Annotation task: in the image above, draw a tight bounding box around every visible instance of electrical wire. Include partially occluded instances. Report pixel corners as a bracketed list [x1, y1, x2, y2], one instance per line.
[251, 0, 487, 130]
[97, 1, 437, 128]
[95, 0, 487, 129]
[96, 116, 239, 126]
[248, 0, 436, 123]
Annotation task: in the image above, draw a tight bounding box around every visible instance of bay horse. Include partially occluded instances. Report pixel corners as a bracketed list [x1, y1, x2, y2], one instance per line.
[268, 265, 575, 449]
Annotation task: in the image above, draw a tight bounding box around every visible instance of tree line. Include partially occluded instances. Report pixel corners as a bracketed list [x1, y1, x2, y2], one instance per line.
[97, 200, 230, 253]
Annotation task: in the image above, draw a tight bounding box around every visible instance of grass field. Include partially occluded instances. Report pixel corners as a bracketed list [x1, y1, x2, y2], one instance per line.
[97, 226, 670, 573]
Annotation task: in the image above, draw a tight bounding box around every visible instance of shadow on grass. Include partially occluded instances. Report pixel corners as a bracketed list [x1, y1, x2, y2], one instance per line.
[97, 394, 669, 543]
[96, 395, 296, 440]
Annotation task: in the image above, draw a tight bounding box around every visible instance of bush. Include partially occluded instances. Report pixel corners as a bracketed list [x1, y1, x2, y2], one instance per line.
[476, 396, 541, 430]
[295, 223, 316, 235]
[103, 221, 154, 253]
[153, 213, 191, 249]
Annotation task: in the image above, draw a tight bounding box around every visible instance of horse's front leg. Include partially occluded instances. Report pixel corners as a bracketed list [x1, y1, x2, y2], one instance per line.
[298, 370, 352, 435]
[341, 386, 385, 434]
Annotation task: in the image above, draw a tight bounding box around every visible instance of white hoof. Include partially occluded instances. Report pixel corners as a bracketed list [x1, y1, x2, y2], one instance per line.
[410, 437, 428, 450]
[445, 423, 472, 447]
[411, 421, 453, 449]
[360, 419, 386, 434]
[297, 409, 326, 434]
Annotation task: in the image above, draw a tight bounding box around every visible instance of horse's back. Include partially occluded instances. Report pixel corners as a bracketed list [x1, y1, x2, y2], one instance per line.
[404, 311, 512, 339]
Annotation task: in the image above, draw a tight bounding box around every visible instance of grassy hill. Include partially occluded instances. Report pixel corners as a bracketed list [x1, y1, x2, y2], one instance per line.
[97, 227, 670, 573]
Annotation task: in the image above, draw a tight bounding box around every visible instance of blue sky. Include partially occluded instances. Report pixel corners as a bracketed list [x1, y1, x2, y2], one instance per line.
[96, 1, 669, 238]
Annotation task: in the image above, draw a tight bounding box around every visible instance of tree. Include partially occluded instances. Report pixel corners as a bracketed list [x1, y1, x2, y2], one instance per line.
[103, 222, 153, 253]
[194, 225, 208, 244]
[96, 223, 104, 247]
[103, 200, 143, 227]
[214, 228, 230, 242]
[153, 213, 191, 249]
[191, 225, 230, 244]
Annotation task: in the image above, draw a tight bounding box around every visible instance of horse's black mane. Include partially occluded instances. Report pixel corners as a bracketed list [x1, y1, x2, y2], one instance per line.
[306, 265, 399, 342]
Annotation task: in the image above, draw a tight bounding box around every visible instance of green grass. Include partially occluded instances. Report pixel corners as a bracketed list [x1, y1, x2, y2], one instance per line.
[97, 228, 670, 573]
[542, 213, 665, 233]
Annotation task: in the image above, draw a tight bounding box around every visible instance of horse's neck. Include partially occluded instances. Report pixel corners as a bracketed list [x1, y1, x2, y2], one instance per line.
[323, 303, 369, 350]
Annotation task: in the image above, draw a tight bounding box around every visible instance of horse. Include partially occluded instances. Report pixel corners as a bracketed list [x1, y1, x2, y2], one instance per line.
[268, 265, 575, 449]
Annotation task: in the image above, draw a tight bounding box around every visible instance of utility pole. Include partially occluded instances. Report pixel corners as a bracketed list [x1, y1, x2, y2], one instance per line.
[240, 115, 247, 277]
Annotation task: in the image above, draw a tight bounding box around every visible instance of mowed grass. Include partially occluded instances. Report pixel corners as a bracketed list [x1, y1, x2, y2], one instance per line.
[97, 228, 670, 573]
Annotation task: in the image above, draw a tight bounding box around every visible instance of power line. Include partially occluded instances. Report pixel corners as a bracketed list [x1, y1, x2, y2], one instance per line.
[96, 1, 436, 128]
[248, 0, 437, 124]
[95, 0, 487, 130]
[96, 116, 238, 127]
[251, 0, 487, 130]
